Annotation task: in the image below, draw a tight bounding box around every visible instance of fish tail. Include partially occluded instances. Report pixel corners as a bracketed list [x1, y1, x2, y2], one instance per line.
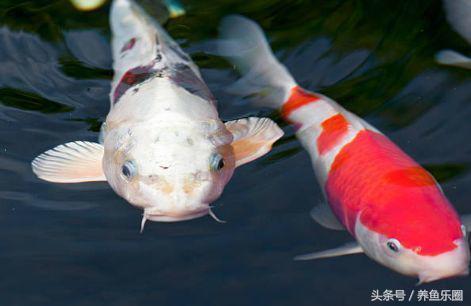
[218, 15, 297, 108]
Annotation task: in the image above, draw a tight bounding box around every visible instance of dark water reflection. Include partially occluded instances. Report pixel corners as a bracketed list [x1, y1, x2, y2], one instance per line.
[0, 0, 470, 305]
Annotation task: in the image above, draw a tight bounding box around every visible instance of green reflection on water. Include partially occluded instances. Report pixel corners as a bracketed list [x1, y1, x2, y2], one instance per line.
[0, 87, 74, 113]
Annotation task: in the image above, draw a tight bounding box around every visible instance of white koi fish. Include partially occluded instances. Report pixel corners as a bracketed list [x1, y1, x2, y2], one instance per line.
[31, 0, 283, 230]
[218, 15, 471, 283]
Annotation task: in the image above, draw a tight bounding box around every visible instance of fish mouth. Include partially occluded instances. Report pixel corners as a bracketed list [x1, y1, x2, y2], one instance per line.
[417, 267, 469, 285]
[144, 207, 210, 222]
[416, 238, 470, 285]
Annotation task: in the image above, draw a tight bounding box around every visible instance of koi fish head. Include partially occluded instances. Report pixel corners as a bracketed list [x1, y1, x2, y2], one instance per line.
[102, 117, 282, 224]
[102, 122, 232, 222]
[356, 199, 470, 284]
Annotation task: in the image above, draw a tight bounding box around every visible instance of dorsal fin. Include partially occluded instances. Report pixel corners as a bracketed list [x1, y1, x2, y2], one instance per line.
[310, 202, 345, 231]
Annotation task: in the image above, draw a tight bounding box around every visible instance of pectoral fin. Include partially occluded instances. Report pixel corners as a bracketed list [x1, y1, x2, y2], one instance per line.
[436, 50, 471, 69]
[294, 242, 363, 261]
[461, 214, 471, 232]
[225, 117, 283, 167]
[32, 141, 106, 183]
[310, 202, 345, 231]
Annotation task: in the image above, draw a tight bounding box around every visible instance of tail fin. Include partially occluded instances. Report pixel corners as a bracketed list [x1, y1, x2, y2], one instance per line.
[218, 15, 297, 108]
[435, 49, 471, 69]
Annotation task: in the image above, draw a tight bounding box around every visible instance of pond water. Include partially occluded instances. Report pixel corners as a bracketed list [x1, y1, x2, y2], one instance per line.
[0, 0, 470, 305]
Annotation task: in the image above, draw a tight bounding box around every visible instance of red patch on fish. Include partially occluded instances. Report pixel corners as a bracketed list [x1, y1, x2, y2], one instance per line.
[121, 38, 136, 53]
[317, 113, 349, 155]
[325, 130, 462, 256]
[113, 64, 156, 103]
[281, 86, 320, 120]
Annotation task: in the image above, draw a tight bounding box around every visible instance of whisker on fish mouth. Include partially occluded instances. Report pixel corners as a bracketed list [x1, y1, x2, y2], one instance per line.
[209, 207, 226, 223]
[139, 207, 213, 228]
[140, 215, 147, 233]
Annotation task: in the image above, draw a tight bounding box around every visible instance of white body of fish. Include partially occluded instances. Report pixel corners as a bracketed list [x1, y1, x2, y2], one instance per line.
[31, 0, 283, 229]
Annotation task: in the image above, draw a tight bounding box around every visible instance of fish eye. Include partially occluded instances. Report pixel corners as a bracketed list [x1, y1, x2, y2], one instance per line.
[386, 238, 401, 253]
[209, 153, 224, 171]
[122, 160, 136, 179]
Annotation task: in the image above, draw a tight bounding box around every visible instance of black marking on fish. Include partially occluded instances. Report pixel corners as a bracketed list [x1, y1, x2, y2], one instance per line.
[113, 57, 214, 104]
[113, 60, 167, 104]
[167, 42, 191, 62]
[169, 63, 215, 103]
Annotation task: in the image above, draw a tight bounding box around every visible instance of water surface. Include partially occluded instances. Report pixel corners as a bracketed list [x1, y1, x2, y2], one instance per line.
[0, 0, 470, 305]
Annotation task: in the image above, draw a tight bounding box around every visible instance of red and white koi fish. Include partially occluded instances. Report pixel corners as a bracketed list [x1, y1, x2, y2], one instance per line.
[218, 15, 471, 283]
[31, 1, 283, 230]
